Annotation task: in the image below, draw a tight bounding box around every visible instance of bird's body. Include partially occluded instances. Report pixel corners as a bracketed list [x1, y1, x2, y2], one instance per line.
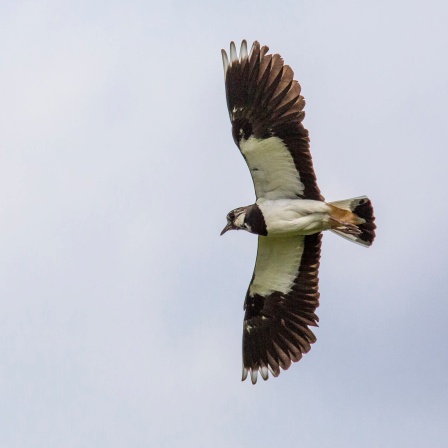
[220, 40, 376, 384]
[257, 198, 332, 236]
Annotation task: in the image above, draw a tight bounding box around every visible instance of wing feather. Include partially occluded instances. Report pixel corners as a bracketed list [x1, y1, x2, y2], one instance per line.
[222, 40, 323, 201]
[242, 233, 322, 383]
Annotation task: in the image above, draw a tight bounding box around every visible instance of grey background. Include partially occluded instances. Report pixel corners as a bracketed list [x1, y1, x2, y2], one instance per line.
[1, 0, 447, 446]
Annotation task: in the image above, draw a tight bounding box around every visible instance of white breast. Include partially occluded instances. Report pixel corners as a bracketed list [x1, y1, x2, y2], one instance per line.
[257, 199, 331, 236]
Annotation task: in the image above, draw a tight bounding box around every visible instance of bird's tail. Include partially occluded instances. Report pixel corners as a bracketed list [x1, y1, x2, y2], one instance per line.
[328, 196, 376, 247]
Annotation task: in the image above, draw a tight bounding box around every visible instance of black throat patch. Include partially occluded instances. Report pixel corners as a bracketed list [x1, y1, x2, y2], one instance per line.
[245, 204, 268, 236]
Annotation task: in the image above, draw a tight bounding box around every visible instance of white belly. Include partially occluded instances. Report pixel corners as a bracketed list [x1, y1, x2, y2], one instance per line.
[257, 198, 332, 236]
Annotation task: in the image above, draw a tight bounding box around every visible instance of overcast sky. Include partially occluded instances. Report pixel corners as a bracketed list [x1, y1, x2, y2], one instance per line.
[1, 0, 448, 446]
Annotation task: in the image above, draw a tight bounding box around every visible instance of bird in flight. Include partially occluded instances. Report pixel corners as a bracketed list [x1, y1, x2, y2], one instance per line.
[220, 40, 376, 384]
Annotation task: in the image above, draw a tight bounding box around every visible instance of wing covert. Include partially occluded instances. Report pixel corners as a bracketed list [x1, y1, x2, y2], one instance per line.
[242, 232, 322, 383]
[222, 40, 323, 201]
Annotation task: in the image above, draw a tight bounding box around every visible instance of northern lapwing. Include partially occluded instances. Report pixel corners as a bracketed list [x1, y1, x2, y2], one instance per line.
[220, 40, 376, 384]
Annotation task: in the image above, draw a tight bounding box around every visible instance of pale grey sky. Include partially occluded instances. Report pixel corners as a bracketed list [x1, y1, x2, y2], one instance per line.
[1, 1, 447, 446]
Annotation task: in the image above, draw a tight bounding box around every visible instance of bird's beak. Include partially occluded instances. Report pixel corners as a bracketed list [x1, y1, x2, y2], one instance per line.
[220, 223, 234, 236]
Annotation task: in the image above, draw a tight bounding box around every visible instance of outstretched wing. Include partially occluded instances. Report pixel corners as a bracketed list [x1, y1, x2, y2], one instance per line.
[242, 232, 322, 384]
[222, 41, 323, 201]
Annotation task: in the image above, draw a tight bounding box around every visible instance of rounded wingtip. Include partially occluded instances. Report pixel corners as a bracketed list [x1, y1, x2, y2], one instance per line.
[221, 49, 229, 77]
[260, 366, 269, 381]
[229, 41, 238, 63]
[242, 365, 271, 384]
[250, 369, 258, 384]
[222, 40, 254, 78]
[240, 40, 248, 60]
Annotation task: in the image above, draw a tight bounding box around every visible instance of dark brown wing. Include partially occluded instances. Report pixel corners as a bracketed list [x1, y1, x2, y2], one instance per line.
[242, 232, 322, 383]
[222, 41, 323, 201]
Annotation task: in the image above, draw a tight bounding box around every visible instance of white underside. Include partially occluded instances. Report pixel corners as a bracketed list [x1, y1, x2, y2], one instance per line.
[257, 198, 331, 236]
[248, 199, 327, 297]
[240, 136, 305, 199]
[249, 235, 305, 296]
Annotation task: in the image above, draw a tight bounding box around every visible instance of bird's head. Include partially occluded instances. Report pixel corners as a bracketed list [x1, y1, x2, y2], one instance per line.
[220, 207, 250, 235]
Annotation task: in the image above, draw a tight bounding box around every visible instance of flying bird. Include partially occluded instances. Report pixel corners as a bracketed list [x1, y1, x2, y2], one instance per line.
[220, 40, 376, 384]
